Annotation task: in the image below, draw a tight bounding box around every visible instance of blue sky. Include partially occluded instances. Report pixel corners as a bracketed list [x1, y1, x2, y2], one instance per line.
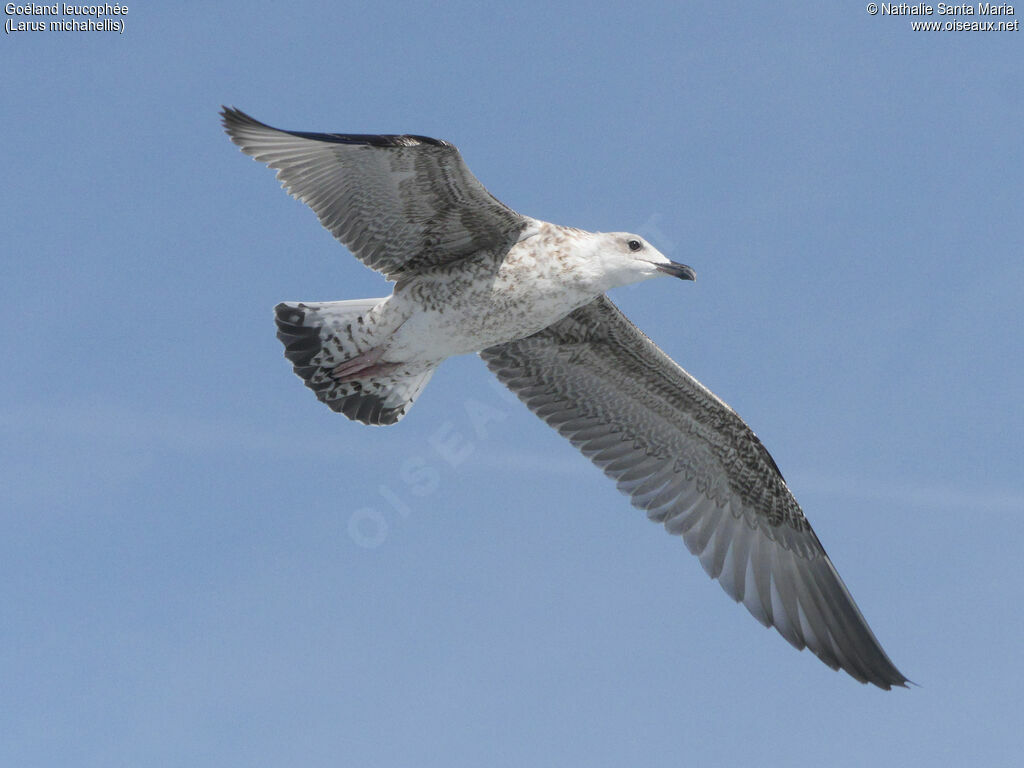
[2, 1, 1022, 765]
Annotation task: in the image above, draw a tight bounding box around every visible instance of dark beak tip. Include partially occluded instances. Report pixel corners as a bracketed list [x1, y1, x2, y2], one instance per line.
[657, 262, 697, 282]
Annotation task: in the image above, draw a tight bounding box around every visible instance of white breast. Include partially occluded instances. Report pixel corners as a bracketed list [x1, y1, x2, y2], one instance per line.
[382, 226, 601, 363]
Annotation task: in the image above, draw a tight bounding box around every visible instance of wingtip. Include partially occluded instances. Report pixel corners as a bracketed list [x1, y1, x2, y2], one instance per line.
[219, 104, 239, 129]
[218, 106, 452, 151]
[219, 105, 242, 136]
[220, 105, 272, 137]
[866, 674, 914, 692]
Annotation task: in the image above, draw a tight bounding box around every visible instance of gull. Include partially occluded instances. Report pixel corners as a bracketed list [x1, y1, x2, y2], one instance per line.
[222, 107, 908, 689]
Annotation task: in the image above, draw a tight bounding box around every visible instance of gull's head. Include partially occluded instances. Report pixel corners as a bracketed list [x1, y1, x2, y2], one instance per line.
[588, 232, 697, 290]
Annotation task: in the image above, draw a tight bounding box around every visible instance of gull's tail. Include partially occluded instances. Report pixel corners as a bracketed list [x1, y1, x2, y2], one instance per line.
[274, 299, 436, 426]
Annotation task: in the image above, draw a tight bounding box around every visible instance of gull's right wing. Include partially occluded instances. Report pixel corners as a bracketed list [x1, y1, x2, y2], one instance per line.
[222, 107, 528, 280]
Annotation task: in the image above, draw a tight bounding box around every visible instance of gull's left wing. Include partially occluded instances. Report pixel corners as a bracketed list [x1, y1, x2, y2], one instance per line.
[480, 295, 908, 689]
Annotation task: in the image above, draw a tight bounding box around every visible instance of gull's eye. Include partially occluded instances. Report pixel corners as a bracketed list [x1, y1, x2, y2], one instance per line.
[627, 239, 642, 252]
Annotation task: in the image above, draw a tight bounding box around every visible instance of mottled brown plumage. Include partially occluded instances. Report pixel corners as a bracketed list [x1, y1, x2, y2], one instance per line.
[223, 107, 908, 689]
[483, 297, 907, 688]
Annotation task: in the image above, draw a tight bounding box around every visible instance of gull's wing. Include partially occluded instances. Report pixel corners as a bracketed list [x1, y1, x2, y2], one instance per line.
[480, 295, 908, 689]
[221, 107, 527, 280]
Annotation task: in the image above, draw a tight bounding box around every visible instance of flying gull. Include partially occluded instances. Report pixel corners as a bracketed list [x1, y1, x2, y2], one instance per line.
[222, 107, 909, 689]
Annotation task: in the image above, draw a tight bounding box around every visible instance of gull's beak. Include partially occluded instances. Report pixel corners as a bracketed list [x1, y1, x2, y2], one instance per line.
[655, 261, 697, 281]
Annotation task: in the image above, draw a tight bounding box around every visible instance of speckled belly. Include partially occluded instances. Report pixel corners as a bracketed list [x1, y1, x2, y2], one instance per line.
[381, 251, 598, 363]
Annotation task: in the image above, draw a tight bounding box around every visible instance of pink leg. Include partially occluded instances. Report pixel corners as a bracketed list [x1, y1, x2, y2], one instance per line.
[331, 347, 399, 382]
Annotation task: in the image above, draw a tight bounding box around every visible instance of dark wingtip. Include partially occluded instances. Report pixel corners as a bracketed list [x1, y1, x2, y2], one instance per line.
[221, 105, 254, 131]
[219, 106, 452, 150]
